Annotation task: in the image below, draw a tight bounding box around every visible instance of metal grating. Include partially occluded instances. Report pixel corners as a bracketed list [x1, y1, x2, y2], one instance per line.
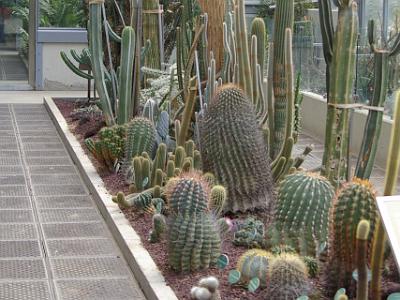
[19, 131, 58, 137]
[0, 137, 17, 144]
[0, 224, 38, 240]
[22, 143, 65, 151]
[29, 165, 77, 175]
[24, 150, 68, 158]
[42, 222, 109, 239]
[16, 121, 53, 126]
[0, 175, 26, 185]
[0, 157, 21, 165]
[0, 143, 18, 150]
[39, 209, 100, 223]
[0, 241, 41, 258]
[0, 166, 24, 175]
[21, 137, 61, 144]
[0, 197, 31, 209]
[0, 150, 20, 157]
[25, 157, 72, 166]
[0, 125, 13, 131]
[0, 210, 34, 223]
[32, 185, 87, 196]
[46, 239, 117, 257]
[0, 259, 47, 279]
[31, 175, 81, 185]
[55, 278, 144, 300]
[0, 185, 28, 197]
[0, 281, 50, 300]
[51, 257, 129, 278]
[15, 114, 51, 121]
[35, 196, 93, 209]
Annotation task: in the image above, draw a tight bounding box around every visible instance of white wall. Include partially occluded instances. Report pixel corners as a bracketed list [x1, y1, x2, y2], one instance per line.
[42, 43, 89, 91]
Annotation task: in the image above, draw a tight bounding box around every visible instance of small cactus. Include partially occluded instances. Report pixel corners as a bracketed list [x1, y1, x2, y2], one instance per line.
[149, 213, 166, 243]
[236, 249, 273, 287]
[191, 276, 221, 300]
[233, 217, 265, 248]
[209, 185, 227, 216]
[356, 220, 370, 300]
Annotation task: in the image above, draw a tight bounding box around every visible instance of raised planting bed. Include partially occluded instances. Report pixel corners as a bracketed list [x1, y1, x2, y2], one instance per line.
[48, 97, 400, 300]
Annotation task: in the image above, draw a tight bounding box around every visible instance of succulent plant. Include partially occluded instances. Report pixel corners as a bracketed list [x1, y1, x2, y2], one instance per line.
[149, 213, 166, 243]
[209, 185, 226, 217]
[267, 253, 309, 299]
[191, 276, 221, 300]
[356, 220, 370, 300]
[199, 85, 275, 213]
[233, 217, 266, 248]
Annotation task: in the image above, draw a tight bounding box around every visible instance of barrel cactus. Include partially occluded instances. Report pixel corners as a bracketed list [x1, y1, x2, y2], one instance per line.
[267, 253, 309, 299]
[165, 172, 221, 272]
[235, 249, 273, 287]
[199, 85, 275, 213]
[331, 178, 378, 286]
[276, 172, 335, 252]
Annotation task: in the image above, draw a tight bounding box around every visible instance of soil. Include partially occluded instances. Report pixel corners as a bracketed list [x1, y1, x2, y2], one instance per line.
[55, 98, 400, 300]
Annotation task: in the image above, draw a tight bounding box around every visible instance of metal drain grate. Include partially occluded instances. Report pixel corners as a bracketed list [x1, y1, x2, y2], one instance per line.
[0, 281, 50, 300]
[0, 197, 31, 209]
[22, 143, 65, 151]
[29, 166, 77, 175]
[0, 185, 28, 197]
[35, 196, 93, 209]
[0, 210, 34, 223]
[0, 150, 20, 157]
[0, 157, 22, 165]
[42, 222, 109, 239]
[0, 175, 26, 185]
[21, 137, 61, 144]
[0, 259, 47, 279]
[32, 185, 87, 196]
[24, 150, 69, 158]
[31, 175, 81, 185]
[39, 209, 100, 223]
[50, 257, 129, 278]
[0, 166, 24, 175]
[19, 131, 58, 137]
[55, 278, 143, 300]
[0, 224, 38, 240]
[46, 239, 117, 257]
[0, 240, 41, 258]
[0, 143, 18, 150]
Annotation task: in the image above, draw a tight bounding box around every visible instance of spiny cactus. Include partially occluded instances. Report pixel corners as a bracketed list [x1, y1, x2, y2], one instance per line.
[276, 172, 335, 252]
[123, 117, 156, 171]
[356, 220, 370, 300]
[191, 276, 221, 300]
[209, 185, 226, 216]
[267, 253, 309, 299]
[149, 213, 166, 243]
[331, 178, 378, 287]
[199, 85, 275, 213]
[235, 249, 273, 288]
[233, 217, 265, 248]
[166, 173, 221, 272]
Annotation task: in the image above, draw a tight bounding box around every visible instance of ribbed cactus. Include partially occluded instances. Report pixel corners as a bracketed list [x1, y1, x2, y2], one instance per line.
[331, 178, 378, 286]
[276, 172, 335, 249]
[123, 117, 156, 170]
[267, 254, 309, 299]
[149, 213, 166, 243]
[319, 0, 358, 187]
[236, 249, 273, 287]
[209, 185, 226, 216]
[165, 173, 221, 272]
[199, 85, 275, 213]
[356, 220, 370, 300]
[250, 17, 266, 75]
[143, 0, 161, 74]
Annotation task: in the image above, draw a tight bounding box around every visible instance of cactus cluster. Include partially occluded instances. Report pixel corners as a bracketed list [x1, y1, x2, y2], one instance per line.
[85, 125, 126, 172]
[191, 276, 221, 300]
[166, 173, 221, 272]
[276, 172, 335, 251]
[199, 85, 275, 213]
[233, 217, 265, 248]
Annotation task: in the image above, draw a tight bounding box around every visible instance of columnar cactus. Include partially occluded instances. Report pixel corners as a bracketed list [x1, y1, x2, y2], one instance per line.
[143, 0, 161, 74]
[166, 173, 221, 272]
[267, 253, 309, 299]
[331, 178, 378, 286]
[356, 220, 370, 300]
[276, 172, 335, 249]
[199, 85, 275, 213]
[236, 249, 273, 287]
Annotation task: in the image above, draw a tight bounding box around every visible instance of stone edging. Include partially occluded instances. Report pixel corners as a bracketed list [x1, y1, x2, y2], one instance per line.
[44, 97, 178, 300]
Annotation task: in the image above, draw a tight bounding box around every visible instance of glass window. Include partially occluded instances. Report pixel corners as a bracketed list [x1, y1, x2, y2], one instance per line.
[39, 0, 86, 28]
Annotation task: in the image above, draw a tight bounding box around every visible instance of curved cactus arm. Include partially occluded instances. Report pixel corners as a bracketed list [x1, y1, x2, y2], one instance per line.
[389, 33, 400, 57]
[60, 51, 93, 80]
[106, 21, 122, 43]
[69, 49, 86, 65]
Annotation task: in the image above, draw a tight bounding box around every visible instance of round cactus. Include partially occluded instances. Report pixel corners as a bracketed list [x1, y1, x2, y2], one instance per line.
[199, 85, 275, 213]
[209, 185, 227, 216]
[236, 249, 273, 287]
[276, 172, 335, 249]
[267, 253, 309, 299]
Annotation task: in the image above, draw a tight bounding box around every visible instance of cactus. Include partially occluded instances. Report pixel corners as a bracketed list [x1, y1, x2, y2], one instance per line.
[331, 178, 378, 287]
[143, 0, 162, 75]
[132, 156, 151, 192]
[123, 117, 156, 171]
[191, 276, 222, 300]
[318, 0, 358, 187]
[356, 220, 370, 300]
[371, 91, 400, 299]
[199, 85, 275, 213]
[209, 185, 226, 216]
[276, 172, 335, 250]
[355, 20, 400, 180]
[165, 173, 221, 272]
[267, 253, 309, 299]
[60, 48, 93, 80]
[149, 213, 166, 243]
[236, 249, 273, 287]
[233, 217, 265, 248]
[250, 17, 266, 76]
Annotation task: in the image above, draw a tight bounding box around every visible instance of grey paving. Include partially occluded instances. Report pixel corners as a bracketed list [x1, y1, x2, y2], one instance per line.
[0, 104, 146, 300]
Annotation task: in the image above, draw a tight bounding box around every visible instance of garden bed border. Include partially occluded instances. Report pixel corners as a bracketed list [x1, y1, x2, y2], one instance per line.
[44, 97, 179, 300]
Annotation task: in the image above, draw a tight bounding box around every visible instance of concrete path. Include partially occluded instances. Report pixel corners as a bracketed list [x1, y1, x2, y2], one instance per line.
[0, 103, 146, 300]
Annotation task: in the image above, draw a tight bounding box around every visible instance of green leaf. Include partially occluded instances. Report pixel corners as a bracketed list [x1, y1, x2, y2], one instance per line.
[228, 270, 241, 284]
[217, 254, 229, 269]
[388, 293, 400, 300]
[247, 277, 260, 292]
[334, 288, 346, 300]
[352, 268, 372, 282]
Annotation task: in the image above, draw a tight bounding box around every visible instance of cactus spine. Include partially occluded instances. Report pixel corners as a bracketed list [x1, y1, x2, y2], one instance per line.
[199, 85, 275, 213]
[319, 0, 358, 187]
[371, 91, 400, 299]
[236, 249, 273, 287]
[356, 220, 370, 300]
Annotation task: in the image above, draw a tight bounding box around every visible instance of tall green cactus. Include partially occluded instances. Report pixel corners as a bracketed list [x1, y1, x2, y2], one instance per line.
[276, 172, 335, 251]
[355, 20, 400, 179]
[166, 173, 221, 273]
[88, 0, 115, 126]
[371, 91, 400, 299]
[199, 85, 275, 213]
[272, 0, 294, 157]
[143, 0, 161, 73]
[318, 0, 358, 187]
[331, 178, 377, 288]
